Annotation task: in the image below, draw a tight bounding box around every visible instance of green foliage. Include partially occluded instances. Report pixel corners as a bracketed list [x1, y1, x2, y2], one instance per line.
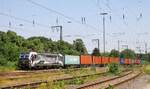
[38, 83, 47, 89]
[73, 39, 87, 55]
[146, 53, 150, 61]
[139, 53, 150, 61]
[52, 81, 65, 89]
[143, 65, 150, 74]
[0, 61, 17, 72]
[108, 63, 120, 75]
[121, 49, 135, 59]
[70, 77, 84, 85]
[101, 52, 110, 57]
[108, 85, 114, 89]
[92, 48, 101, 56]
[57, 40, 80, 55]
[0, 55, 7, 66]
[109, 49, 119, 57]
[90, 65, 96, 72]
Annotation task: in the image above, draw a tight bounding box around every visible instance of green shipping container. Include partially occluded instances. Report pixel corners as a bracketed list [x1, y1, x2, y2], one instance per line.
[65, 55, 80, 65]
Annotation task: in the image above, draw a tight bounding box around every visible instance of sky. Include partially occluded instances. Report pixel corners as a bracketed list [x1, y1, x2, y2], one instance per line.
[0, 0, 150, 53]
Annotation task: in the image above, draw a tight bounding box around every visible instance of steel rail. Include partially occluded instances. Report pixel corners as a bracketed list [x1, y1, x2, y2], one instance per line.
[0, 70, 107, 89]
[75, 71, 141, 89]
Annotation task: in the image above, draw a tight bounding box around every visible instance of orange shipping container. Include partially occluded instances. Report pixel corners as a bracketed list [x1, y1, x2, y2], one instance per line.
[124, 59, 128, 64]
[101, 57, 109, 64]
[113, 57, 119, 63]
[80, 55, 92, 64]
[109, 57, 119, 63]
[93, 56, 101, 64]
[109, 57, 114, 63]
[124, 59, 132, 64]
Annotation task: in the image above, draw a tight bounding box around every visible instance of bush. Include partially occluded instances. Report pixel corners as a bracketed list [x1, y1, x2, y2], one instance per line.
[71, 77, 84, 85]
[38, 83, 47, 89]
[90, 65, 96, 72]
[53, 81, 65, 89]
[108, 63, 120, 75]
[108, 85, 114, 89]
[0, 55, 7, 66]
[143, 65, 150, 74]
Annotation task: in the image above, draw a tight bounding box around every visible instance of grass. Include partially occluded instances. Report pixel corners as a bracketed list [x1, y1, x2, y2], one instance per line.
[1, 66, 133, 89]
[36, 65, 142, 89]
[35, 67, 106, 89]
[0, 61, 18, 72]
[0, 66, 16, 72]
[108, 63, 121, 75]
[0, 67, 99, 87]
[37, 81, 66, 89]
[143, 65, 150, 74]
[0, 71, 65, 86]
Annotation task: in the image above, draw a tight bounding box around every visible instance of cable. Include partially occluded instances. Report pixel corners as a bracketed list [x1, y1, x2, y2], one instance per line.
[0, 12, 50, 28]
[26, 0, 99, 31]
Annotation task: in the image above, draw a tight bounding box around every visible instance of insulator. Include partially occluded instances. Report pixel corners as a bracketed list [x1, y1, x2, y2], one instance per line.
[33, 20, 35, 26]
[9, 21, 11, 28]
[123, 14, 125, 20]
[140, 13, 142, 18]
[109, 16, 112, 22]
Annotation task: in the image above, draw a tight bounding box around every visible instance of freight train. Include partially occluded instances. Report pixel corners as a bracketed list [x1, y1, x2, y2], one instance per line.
[19, 52, 141, 69]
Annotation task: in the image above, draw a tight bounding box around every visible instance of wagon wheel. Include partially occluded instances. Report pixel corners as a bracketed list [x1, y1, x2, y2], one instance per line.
[28, 60, 32, 69]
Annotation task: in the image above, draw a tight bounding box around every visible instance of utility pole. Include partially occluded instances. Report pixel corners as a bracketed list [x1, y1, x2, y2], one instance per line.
[51, 25, 63, 41]
[136, 46, 142, 54]
[100, 13, 108, 55]
[145, 42, 147, 54]
[118, 40, 120, 52]
[92, 39, 100, 51]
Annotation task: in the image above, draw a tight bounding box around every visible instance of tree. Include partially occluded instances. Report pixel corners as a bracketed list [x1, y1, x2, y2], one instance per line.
[6, 30, 18, 43]
[101, 52, 110, 57]
[57, 40, 79, 55]
[109, 49, 119, 57]
[146, 53, 150, 61]
[73, 39, 87, 54]
[26, 39, 44, 52]
[121, 49, 135, 59]
[0, 54, 7, 66]
[92, 48, 101, 56]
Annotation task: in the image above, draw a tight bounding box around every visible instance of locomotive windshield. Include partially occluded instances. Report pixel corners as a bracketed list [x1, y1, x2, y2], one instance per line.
[20, 53, 29, 60]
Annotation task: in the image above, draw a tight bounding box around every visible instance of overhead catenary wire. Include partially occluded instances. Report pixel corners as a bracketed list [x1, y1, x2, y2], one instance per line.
[0, 12, 103, 40]
[94, 0, 127, 35]
[90, 0, 126, 44]
[26, 0, 99, 31]
[92, 0, 124, 29]
[0, 12, 50, 28]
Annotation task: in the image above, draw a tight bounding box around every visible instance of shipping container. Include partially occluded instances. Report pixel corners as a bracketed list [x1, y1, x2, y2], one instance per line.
[120, 58, 124, 64]
[109, 57, 119, 63]
[101, 57, 109, 64]
[64, 55, 80, 65]
[109, 57, 113, 63]
[124, 59, 132, 64]
[114, 57, 119, 63]
[93, 56, 101, 64]
[134, 59, 141, 64]
[80, 55, 92, 65]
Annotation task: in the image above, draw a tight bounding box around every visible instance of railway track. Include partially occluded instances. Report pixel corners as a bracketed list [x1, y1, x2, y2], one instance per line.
[0, 67, 97, 78]
[0, 69, 107, 89]
[0, 68, 85, 76]
[74, 71, 141, 89]
[0, 68, 132, 89]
